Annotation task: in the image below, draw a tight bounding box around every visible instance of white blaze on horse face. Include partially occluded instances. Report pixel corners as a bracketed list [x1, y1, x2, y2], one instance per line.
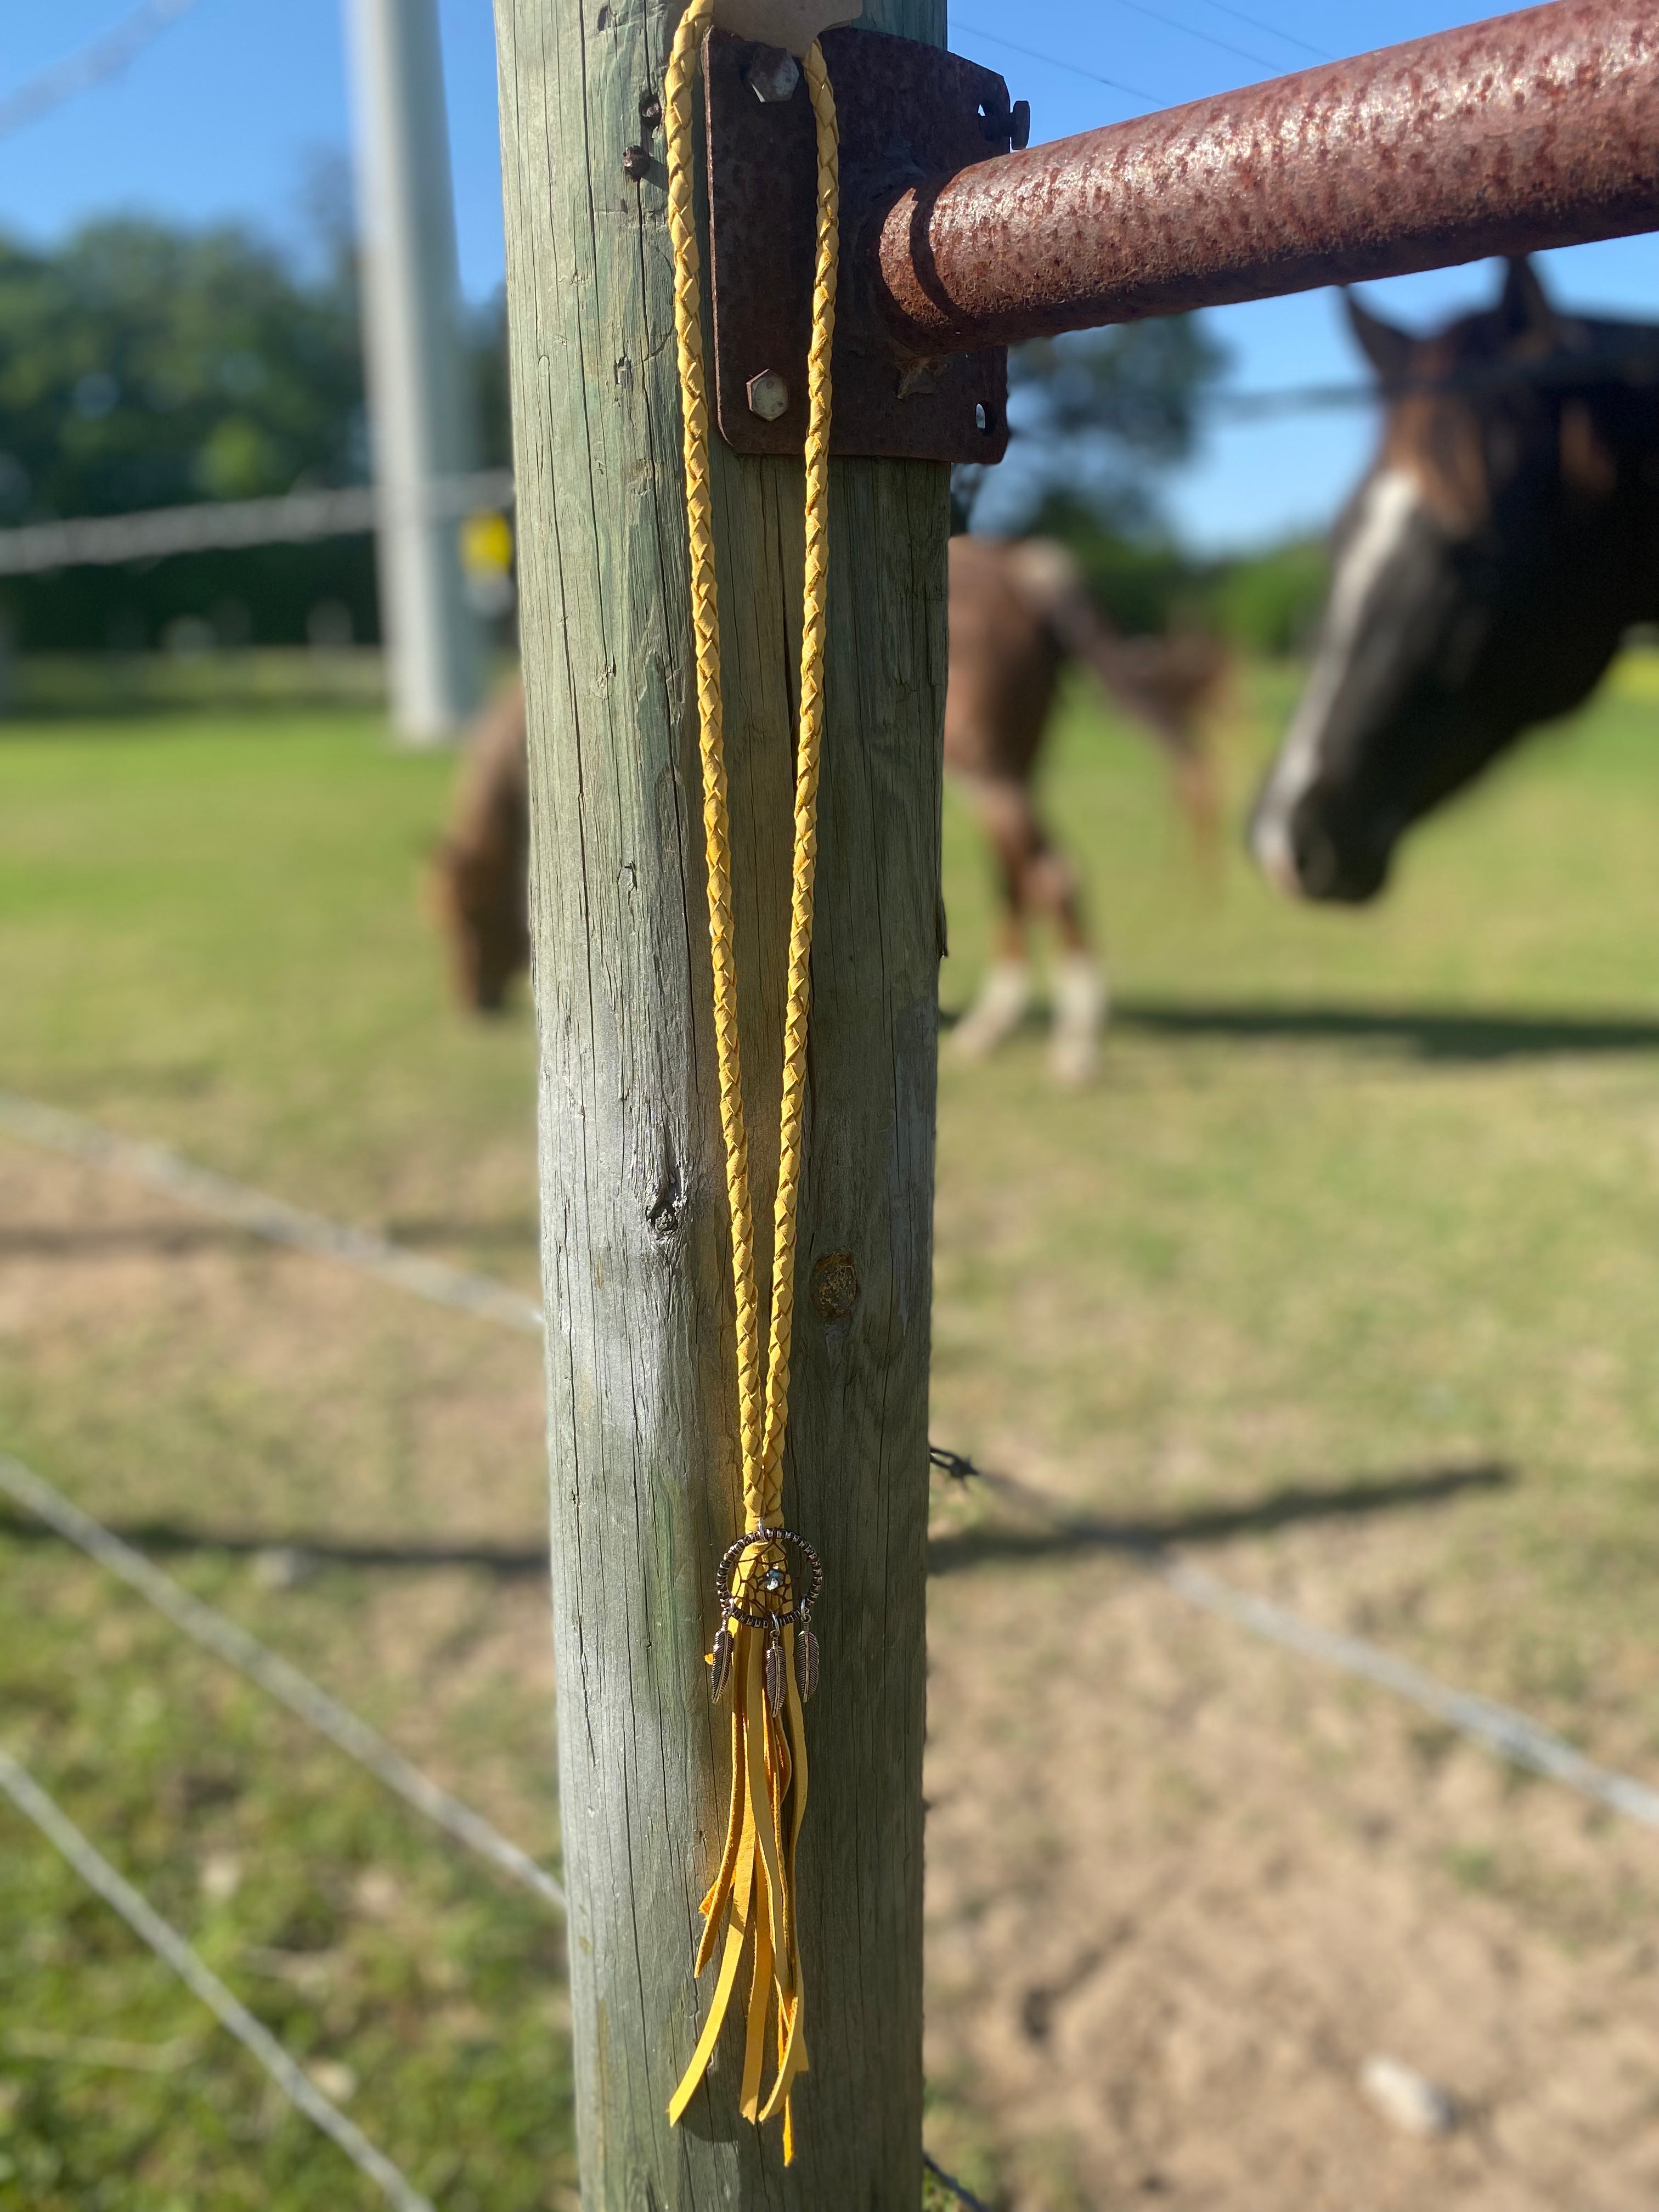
[1252, 468, 1423, 893]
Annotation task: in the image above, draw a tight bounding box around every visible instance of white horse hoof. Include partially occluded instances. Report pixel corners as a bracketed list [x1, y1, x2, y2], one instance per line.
[951, 961, 1032, 1061]
[1049, 955, 1108, 1086]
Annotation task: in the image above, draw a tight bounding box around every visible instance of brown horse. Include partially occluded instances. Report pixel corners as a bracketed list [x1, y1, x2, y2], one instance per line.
[429, 678, 531, 1012]
[1251, 258, 1659, 902]
[946, 534, 1222, 1082]
[435, 540, 1223, 1055]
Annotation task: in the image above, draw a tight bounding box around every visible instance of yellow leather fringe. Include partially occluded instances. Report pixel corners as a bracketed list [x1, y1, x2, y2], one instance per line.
[662, 0, 839, 2167]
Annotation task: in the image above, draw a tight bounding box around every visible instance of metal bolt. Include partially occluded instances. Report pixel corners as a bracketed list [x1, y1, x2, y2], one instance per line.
[622, 144, 650, 183]
[1010, 98, 1031, 150]
[746, 369, 789, 422]
[745, 46, 800, 104]
[638, 89, 662, 129]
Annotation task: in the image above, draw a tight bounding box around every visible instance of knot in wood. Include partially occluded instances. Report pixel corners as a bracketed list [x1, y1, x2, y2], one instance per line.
[811, 1250, 859, 1323]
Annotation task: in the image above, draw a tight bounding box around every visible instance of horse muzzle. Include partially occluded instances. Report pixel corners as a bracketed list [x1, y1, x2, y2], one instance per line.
[1249, 787, 1392, 904]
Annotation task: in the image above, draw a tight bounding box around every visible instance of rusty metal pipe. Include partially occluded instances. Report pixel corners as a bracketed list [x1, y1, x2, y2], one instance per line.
[874, 0, 1659, 353]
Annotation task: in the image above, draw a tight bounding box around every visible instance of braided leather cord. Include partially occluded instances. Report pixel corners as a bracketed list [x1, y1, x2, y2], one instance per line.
[758, 41, 838, 1518]
[662, 5, 839, 2162]
[665, 7, 838, 1532]
[664, 0, 764, 1489]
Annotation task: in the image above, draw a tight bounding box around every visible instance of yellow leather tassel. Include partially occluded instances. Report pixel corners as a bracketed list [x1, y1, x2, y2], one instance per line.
[661, 0, 838, 2168]
[668, 1571, 816, 2149]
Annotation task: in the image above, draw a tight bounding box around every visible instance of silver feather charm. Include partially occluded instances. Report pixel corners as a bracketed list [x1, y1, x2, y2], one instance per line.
[765, 1628, 788, 1715]
[709, 1622, 733, 1702]
[794, 1625, 820, 1704]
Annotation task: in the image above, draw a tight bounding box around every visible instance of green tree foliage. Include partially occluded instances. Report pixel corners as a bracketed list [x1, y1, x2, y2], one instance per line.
[956, 321, 1337, 652]
[0, 219, 365, 522]
[0, 215, 510, 653]
[957, 316, 1229, 540]
[1018, 500, 1331, 651]
[1008, 489, 1198, 636]
[953, 316, 1234, 637]
[1008, 316, 1229, 511]
[1209, 537, 1328, 656]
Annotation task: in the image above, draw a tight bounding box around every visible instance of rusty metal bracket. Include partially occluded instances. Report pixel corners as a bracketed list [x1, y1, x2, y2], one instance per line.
[704, 26, 1012, 462]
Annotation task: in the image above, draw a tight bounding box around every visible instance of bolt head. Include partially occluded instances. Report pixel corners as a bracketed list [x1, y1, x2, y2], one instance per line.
[745, 47, 800, 104]
[621, 144, 650, 183]
[746, 369, 789, 422]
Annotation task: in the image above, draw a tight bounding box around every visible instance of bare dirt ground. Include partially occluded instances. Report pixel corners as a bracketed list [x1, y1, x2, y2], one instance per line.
[10, 1135, 1659, 2210]
[0, 1137, 559, 1881]
[924, 1465, 1659, 2211]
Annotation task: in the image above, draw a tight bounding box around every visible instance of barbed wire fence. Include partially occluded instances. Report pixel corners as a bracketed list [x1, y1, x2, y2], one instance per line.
[0, 1090, 543, 1332]
[0, 472, 515, 580]
[9, 1090, 1659, 2199]
[0, 1747, 437, 2212]
[0, 1441, 994, 2208]
[0, 1422, 1000, 2205]
[0, 1454, 565, 1908]
[8, 1086, 1655, 1838]
[13, 355, 1659, 583]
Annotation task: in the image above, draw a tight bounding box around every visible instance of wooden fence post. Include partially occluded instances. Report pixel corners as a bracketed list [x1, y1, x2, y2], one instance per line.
[494, 1, 948, 2202]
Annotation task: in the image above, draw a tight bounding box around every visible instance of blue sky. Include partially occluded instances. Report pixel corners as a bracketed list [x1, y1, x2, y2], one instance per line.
[2, 0, 1656, 551]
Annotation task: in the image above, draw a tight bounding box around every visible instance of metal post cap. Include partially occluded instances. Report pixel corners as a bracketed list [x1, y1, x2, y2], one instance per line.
[709, 0, 861, 58]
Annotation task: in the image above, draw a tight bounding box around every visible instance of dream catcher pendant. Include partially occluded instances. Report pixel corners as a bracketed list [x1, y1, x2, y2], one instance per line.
[710, 1527, 823, 1711]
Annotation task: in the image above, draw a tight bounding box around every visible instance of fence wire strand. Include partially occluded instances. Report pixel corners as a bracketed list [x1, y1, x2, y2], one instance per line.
[932, 1453, 1659, 1832]
[3, 1451, 1012, 2191]
[0, 1454, 565, 1910]
[13, 1086, 1659, 2212]
[0, 0, 200, 144]
[924, 2147, 996, 2210]
[0, 1746, 435, 2212]
[0, 1090, 543, 1334]
[10, 1093, 1659, 1836]
[0, 472, 517, 577]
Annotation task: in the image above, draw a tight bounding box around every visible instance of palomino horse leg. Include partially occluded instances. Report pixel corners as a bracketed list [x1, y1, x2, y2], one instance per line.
[950, 775, 1034, 1062]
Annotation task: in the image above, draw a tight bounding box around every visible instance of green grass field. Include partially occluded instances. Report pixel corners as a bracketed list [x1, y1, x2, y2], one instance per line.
[939, 654, 1659, 1697]
[3, 653, 1659, 2205]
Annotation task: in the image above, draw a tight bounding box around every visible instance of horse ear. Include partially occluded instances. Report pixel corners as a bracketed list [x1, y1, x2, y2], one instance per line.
[1344, 292, 1413, 383]
[1498, 257, 1556, 345]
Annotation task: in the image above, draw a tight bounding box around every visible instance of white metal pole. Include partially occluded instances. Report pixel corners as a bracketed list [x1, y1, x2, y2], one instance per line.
[345, 0, 481, 744]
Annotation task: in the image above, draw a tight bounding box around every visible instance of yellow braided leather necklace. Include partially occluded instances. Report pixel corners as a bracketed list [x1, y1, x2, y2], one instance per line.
[662, 1, 839, 2165]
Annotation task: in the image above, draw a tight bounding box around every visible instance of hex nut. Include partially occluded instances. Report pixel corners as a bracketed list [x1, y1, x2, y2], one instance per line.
[746, 47, 800, 104]
[746, 370, 790, 421]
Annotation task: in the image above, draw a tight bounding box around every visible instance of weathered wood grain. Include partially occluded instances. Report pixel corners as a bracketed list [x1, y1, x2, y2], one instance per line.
[494, 0, 947, 2200]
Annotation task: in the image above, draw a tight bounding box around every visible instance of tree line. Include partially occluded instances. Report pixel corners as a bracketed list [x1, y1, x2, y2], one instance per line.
[0, 211, 1320, 661]
[0, 213, 507, 653]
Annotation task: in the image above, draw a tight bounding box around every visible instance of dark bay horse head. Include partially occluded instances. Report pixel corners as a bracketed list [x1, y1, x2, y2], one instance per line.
[1250, 259, 1659, 901]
